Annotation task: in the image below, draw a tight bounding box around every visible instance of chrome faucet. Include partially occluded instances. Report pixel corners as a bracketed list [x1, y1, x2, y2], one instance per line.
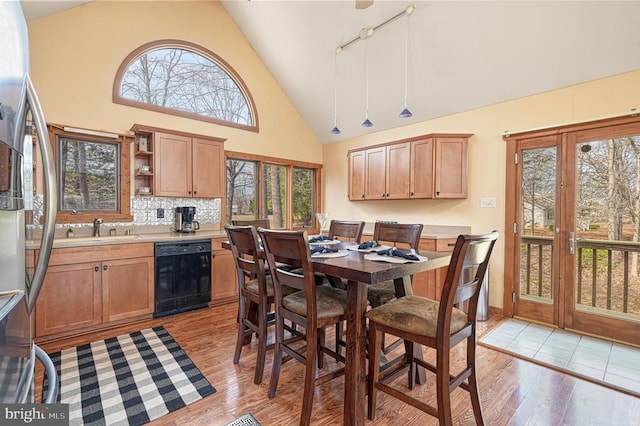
[93, 218, 103, 237]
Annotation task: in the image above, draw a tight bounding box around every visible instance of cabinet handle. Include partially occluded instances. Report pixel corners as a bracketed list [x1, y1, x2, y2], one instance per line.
[94, 266, 99, 272]
[361, 194, 364, 198]
[103, 265, 108, 271]
[381, 193, 385, 197]
[193, 191, 197, 195]
[410, 192, 414, 196]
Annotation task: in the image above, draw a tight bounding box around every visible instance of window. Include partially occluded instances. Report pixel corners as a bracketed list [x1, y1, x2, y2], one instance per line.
[226, 152, 322, 230]
[49, 125, 132, 223]
[113, 40, 258, 132]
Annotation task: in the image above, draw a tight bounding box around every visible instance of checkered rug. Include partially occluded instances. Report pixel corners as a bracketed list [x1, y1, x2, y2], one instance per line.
[43, 326, 216, 425]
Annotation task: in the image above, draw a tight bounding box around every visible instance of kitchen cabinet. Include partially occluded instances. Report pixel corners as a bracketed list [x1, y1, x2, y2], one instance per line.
[131, 124, 225, 199]
[211, 238, 238, 304]
[133, 129, 154, 196]
[155, 132, 225, 198]
[35, 243, 154, 340]
[411, 237, 457, 300]
[348, 133, 472, 201]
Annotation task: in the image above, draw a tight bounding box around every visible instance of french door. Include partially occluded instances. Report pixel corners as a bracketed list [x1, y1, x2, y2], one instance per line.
[505, 116, 640, 346]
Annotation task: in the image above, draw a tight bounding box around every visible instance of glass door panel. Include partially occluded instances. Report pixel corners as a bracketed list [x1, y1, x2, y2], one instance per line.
[568, 130, 640, 345]
[516, 140, 559, 325]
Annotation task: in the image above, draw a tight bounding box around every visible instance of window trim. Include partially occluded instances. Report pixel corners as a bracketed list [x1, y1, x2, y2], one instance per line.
[48, 124, 133, 224]
[113, 39, 259, 133]
[225, 150, 323, 230]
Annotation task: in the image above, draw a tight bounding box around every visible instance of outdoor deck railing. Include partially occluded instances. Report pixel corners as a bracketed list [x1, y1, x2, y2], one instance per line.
[521, 235, 640, 315]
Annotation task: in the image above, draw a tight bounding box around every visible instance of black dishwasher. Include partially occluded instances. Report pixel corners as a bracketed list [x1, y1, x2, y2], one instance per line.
[154, 240, 212, 318]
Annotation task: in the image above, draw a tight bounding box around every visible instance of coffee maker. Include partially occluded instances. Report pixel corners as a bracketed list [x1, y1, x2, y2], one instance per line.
[174, 206, 200, 233]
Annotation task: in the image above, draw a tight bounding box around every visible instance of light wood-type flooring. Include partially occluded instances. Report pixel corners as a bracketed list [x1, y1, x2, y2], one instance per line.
[35, 302, 640, 425]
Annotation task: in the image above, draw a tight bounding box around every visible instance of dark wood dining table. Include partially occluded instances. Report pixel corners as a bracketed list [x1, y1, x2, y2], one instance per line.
[222, 239, 451, 425]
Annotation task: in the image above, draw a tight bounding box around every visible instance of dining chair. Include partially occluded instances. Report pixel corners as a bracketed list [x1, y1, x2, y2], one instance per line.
[231, 218, 271, 228]
[225, 224, 298, 384]
[366, 230, 499, 425]
[367, 222, 423, 308]
[328, 220, 365, 243]
[258, 228, 347, 426]
[366, 222, 424, 355]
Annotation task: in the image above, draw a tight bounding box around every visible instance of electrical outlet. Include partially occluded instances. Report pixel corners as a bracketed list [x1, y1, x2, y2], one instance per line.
[480, 197, 497, 208]
[157, 208, 164, 218]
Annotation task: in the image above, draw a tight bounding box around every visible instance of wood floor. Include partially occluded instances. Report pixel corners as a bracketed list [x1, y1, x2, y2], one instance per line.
[35, 302, 640, 425]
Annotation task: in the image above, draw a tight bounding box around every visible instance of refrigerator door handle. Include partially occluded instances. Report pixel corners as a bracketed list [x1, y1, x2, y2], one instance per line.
[35, 344, 58, 404]
[22, 74, 57, 313]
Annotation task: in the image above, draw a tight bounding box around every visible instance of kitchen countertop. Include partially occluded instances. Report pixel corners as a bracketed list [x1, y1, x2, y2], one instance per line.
[27, 223, 470, 249]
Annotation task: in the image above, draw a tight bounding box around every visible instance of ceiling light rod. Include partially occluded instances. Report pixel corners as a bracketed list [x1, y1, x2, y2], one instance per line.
[337, 4, 416, 51]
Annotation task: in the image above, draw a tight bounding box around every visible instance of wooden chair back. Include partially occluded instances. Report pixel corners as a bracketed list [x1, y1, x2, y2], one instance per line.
[258, 228, 317, 318]
[224, 225, 267, 290]
[372, 222, 423, 250]
[328, 220, 365, 243]
[440, 230, 499, 330]
[231, 218, 271, 229]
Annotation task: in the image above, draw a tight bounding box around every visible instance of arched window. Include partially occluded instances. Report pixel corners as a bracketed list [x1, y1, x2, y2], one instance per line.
[113, 40, 258, 132]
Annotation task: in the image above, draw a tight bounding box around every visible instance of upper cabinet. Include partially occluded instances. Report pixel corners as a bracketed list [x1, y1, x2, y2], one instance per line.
[348, 133, 472, 201]
[132, 125, 225, 199]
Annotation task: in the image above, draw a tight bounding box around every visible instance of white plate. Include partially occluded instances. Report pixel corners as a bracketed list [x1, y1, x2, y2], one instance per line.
[346, 243, 392, 253]
[311, 250, 349, 258]
[364, 253, 428, 264]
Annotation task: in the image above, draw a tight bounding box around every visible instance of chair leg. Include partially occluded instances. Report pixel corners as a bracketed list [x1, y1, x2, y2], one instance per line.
[317, 327, 325, 368]
[367, 323, 382, 420]
[268, 315, 285, 399]
[335, 322, 343, 357]
[233, 295, 247, 364]
[467, 336, 485, 426]
[436, 347, 453, 426]
[301, 328, 318, 426]
[253, 298, 268, 384]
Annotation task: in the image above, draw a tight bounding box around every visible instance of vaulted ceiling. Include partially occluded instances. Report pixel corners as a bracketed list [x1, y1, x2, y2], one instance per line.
[22, 1, 640, 144]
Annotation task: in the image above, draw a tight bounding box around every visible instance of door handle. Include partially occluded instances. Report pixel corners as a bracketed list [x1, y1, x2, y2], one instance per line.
[103, 264, 108, 271]
[569, 231, 575, 255]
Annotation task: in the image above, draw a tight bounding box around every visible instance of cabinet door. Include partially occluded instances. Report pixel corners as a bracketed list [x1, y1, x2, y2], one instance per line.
[192, 138, 225, 198]
[364, 146, 387, 199]
[35, 263, 102, 337]
[434, 137, 468, 198]
[102, 257, 154, 322]
[211, 247, 238, 302]
[155, 132, 192, 197]
[385, 142, 410, 199]
[348, 150, 366, 200]
[411, 239, 437, 299]
[410, 138, 434, 198]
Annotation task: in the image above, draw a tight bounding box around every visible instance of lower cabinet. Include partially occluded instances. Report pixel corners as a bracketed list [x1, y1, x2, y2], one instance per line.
[35, 243, 154, 340]
[211, 238, 238, 304]
[412, 238, 456, 300]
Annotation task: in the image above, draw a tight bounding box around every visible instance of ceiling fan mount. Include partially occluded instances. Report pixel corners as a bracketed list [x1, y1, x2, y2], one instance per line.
[355, 0, 374, 10]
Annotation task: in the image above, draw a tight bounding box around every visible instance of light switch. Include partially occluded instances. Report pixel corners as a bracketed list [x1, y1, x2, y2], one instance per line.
[480, 197, 497, 208]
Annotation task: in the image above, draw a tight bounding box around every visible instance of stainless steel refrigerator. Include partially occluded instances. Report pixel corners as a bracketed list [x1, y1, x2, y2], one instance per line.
[0, 0, 58, 404]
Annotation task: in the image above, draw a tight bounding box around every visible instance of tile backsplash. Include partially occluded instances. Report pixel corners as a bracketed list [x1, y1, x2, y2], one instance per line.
[28, 194, 221, 231]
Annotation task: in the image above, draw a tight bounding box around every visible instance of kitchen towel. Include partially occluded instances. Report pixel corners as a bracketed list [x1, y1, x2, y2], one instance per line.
[42, 326, 215, 425]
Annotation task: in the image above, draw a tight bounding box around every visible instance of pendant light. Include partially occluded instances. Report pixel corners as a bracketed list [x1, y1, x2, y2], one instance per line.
[361, 28, 374, 127]
[399, 4, 415, 118]
[331, 47, 341, 134]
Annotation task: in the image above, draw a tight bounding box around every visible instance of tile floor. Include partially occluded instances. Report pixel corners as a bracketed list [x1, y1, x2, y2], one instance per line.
[481, 318, 640, 396]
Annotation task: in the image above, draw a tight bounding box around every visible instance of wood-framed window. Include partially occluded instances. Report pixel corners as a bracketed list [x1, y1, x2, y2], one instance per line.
[113, 39, 259, 133]
[225, 151, 322, 231]
[48, 124, 132, 224]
